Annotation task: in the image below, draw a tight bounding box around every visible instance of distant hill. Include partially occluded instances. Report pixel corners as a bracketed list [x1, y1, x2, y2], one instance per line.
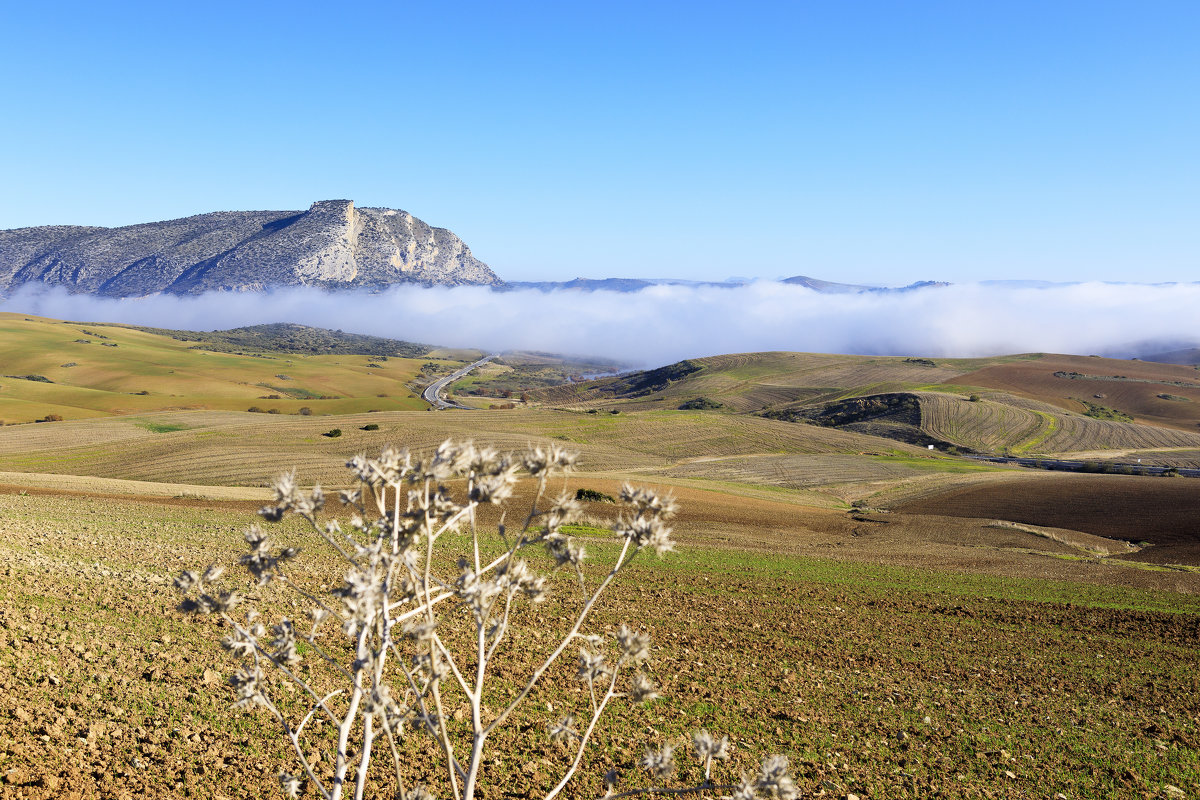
[505, 275, 950, 293]
[0, 200, 499, 297]
[112, 322, 432, 357]
[529, 350, 1200, 459]
[0, 313, 453, 422]
[1139, 347, 1200, 366]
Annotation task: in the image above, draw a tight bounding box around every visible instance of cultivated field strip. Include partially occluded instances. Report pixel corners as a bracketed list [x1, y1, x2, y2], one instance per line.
[658, 453, 1002, 500]
[0, 408, 932, 487]
[916, 393, 1200, 454]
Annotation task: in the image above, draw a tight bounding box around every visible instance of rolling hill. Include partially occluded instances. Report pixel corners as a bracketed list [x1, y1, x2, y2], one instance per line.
[0, 313, 462, 422]
[530, 350, 1200, 460]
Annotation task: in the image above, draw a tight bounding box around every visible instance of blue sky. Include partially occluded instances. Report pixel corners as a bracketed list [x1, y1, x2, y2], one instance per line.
[1, 1, 1196, 285]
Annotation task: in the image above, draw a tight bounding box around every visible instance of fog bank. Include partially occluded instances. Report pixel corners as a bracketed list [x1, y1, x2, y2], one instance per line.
[4, 281, 1198, 367]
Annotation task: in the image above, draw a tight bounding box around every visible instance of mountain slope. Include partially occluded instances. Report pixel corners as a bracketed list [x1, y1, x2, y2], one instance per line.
[0, 200, 499, 296]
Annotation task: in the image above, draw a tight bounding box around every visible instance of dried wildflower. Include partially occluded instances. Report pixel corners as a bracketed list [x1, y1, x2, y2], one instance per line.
[615, 516, 675, 556]
[616, 624, 651, 662]
[732, 775, 759, 800]
[545, 534, 586, 568]
[629, 672, 659, 702]
[548, 714, 580, 744]
[173, 570, 200, 593]
[619, 484, 677, 518]
[270, 619, 300, 666]
[469, 470, 517, 505]
[523, 443, 578, 476]
[229, 665, 267, 709]
[691, 729, 729, 761]
[278, 770, 303, 799]
[756, 755, 798, 800]
[178, 438, 791, 800]
[544, 493, 583, 532]
[641, 744, 675, 781]
[603, 768, 621, 791]
[577, 648, 611, 682]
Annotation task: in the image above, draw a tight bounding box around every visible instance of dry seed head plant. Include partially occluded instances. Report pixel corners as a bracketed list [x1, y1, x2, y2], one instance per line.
[176, 439, 796, 800]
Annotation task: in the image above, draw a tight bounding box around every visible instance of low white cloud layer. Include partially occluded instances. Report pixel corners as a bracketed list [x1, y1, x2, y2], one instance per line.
[4, 281, 1199, 367]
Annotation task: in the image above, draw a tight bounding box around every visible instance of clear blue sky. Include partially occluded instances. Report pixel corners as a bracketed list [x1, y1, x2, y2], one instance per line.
[1, 1, 1196, 285]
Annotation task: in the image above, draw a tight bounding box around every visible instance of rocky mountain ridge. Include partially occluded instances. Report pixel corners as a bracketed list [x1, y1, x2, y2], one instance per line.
[0, 200, 499, 296]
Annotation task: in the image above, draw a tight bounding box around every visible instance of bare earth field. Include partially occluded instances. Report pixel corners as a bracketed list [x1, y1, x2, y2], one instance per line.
[952, 356, 1200, 432]
[892, 473, 1200, 567]
[1, 484, 1199, 800]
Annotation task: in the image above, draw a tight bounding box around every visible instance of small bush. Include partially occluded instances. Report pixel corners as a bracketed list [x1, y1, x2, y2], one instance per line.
[968, 394, 981, 402]
[575, 487, 616, 503]
[360, 423, 380, 431]
[247, 406, 265, 413]
[678, 396, 723, 411]
[322, 428, 342, 438]
[297, 407, 313, 416]
[267, 408, 281, 414]
[37, 413, 64, 423]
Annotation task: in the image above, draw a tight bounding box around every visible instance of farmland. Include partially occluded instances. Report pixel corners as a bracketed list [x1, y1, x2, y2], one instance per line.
[2, 483, 1199, 799]
[0, 314, 452, 422]
[1, 320, 1200, 798]
[915, 392, 1200, 455]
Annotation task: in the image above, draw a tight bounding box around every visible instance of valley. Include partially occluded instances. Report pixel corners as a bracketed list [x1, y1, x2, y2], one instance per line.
[1, 313, 1198, 799]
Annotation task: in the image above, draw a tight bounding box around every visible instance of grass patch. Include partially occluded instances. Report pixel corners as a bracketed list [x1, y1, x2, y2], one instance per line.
[132, 420, 190, 434]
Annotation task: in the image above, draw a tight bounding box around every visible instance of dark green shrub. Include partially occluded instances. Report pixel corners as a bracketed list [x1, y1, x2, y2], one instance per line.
[323, 429, 342, 438]
[361, 424, 380, 431]
[678, 397, 723, 411]
[575, 488, 615, 503]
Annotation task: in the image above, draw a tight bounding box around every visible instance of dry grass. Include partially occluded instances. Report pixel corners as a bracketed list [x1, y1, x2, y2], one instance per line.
[0, 313, 441, 422]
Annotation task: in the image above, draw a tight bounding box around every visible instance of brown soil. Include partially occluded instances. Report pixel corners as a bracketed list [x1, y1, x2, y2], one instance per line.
[2, 488, 1199, 799]
[954, 355, 1200, 431]
[891, 473, 1200, 565]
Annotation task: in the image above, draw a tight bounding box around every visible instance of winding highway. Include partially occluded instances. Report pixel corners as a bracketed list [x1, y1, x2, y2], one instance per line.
[422, 355, 498, 410]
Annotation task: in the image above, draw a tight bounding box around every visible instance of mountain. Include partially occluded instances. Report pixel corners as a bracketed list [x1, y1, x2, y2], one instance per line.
[0, 200, 500, 297]
[505, 274, 952, 293]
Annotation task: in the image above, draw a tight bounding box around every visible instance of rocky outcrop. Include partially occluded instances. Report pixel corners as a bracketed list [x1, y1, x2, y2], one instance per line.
[0, 200, 500, 296]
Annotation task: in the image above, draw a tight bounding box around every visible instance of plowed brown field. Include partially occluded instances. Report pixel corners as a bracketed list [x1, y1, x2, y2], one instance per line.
[892, 473, 1200, 565]
[2, 483, 1199, 799]
[953, 355, 1200, 432]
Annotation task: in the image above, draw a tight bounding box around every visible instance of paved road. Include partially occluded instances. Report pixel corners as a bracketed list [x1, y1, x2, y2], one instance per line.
[966, 454, 1200, 478]
[422, 355, 498, 410]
